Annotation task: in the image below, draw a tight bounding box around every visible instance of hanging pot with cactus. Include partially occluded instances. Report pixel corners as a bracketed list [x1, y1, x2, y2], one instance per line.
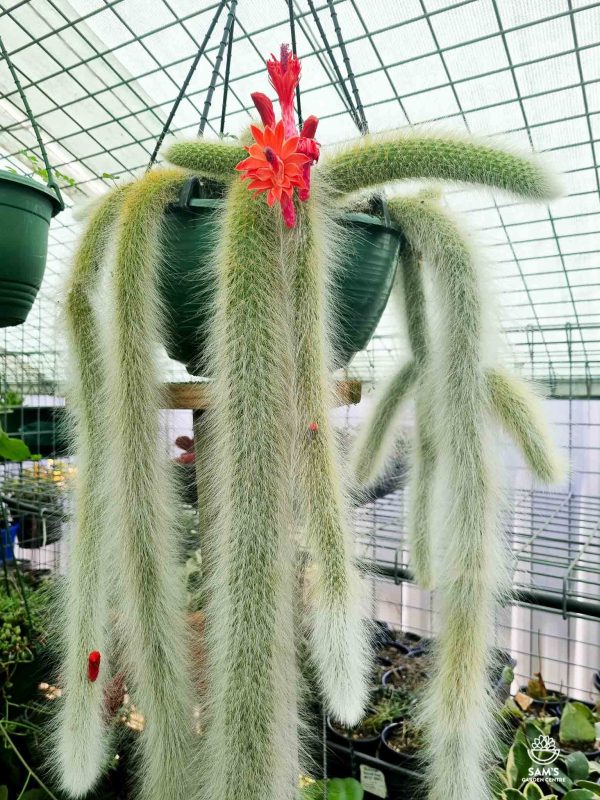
[55, 31, 564, 800]
[0, 38, 64, 327]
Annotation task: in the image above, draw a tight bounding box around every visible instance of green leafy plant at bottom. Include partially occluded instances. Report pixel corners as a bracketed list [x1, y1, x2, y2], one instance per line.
[494, 713, 600, 800]
[560, 703, 599, 747]
[301, 777, 364, 800]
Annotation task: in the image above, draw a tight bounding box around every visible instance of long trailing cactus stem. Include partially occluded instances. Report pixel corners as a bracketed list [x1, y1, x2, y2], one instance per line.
[351, 359, 416, 486]
[54, 187, 125, 796]
[199, 177, 299, 800]
[393, 234, 437, 589]
[289, 195, 371, 726]
[321, 132, 560, 201]
[486, 367, 564, 483]
[411, 196, 508, 800]
[103, 168, 197, 800]
[165, 139, 246, 182]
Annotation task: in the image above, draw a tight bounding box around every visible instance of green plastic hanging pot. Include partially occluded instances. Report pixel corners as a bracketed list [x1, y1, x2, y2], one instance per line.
[159, 180, 400, 376]
[0, 170, 62, 327]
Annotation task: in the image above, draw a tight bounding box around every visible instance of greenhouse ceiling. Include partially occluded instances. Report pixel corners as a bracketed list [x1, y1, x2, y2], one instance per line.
[0, 0, 599, 386]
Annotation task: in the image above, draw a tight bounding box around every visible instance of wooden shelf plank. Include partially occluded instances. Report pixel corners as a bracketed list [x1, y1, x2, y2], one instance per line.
[163, 380, 362, 410]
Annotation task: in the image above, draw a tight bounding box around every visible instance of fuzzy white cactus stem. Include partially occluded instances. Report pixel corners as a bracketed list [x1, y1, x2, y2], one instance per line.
[290, 197, 371, 726]
[393, 232, 438, 590]
[416, 198, 505, 800]
[56, 188, 124, 796]
[486, 367, 564, 483]
[199, 178, 299, 800]
[351, 359, 416, 488]
[104, 169, 196, 800]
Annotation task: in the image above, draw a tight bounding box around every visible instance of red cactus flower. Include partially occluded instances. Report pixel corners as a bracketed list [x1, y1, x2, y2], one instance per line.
[240, 46, 321, 222]
[87, 650, 101, 682]
[251, 92, 276, 128]
[267, 44, 301, 138]
[236, 121, 309, 227]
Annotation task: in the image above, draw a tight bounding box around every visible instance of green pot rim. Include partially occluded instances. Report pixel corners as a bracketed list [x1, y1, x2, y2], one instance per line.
[0, 169, 63, 217]
[173, 197, 403, 235]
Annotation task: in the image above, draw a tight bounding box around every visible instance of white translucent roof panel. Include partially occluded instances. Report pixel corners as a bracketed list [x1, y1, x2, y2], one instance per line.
[0, 0, 599, 388]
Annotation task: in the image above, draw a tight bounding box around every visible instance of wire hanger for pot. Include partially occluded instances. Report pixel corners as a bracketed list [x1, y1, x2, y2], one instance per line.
[0, 36, 65, 212]
[147, 0, 371, 168]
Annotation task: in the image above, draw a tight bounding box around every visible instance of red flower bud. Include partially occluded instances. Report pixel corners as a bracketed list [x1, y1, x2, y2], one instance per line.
[301, 115, 319, 139]
[309, 422, 319, 433]
[88, 650, 101, 682]
[251, 92, 276, 127]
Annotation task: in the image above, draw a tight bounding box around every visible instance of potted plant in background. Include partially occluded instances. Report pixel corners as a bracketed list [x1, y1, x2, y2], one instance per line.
[0, 38, 64, 329]
[2, 461, 69, 549]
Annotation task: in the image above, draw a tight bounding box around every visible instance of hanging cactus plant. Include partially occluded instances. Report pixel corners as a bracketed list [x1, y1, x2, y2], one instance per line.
[58, 44, 562, 800]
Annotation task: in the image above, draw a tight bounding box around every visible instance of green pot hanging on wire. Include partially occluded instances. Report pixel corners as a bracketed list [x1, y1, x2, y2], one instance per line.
[158, 180, 400, 375]
[0, 171, 62, 327]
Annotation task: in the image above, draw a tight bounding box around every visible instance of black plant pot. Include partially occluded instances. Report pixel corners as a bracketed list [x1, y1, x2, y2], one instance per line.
[380, 723, 424, 800]
[378, 641, 411, 667]
[550, 721, 600, 760]
[12, 512, 61, 549]
[326, 716, 381, 756]
[518, 685, 568, 715]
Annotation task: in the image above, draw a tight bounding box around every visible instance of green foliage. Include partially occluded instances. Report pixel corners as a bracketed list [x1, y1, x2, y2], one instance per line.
[0, 390, 23, 409]
[495, 713, 600, 800]
[302, 778, 364, 800]
[0, 431, 31, 462]
[0, 582, 49, 669]
[560, 704, 597, 745]
[18, 150, 75, 187]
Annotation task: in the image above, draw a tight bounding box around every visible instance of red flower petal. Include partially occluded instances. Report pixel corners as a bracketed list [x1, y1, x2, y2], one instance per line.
[251, 92, 276, 127]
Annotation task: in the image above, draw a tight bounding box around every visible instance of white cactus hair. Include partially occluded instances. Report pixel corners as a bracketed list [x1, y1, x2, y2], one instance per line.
[197, 176, 301, 800]
[52, 187, 125, 796]
[56, 169, 199, 800]
[101, 168, 198, 800]
[413, 197, 509, 800]
[291, 182, 373, 727]
[59, 96, 564, 800]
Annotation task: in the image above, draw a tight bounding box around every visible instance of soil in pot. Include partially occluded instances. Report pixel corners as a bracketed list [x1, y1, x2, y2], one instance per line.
[381, 721, 424, 767]
[327, 688, 412, 756]
[378, 641, 411, 667]
[382, 666, 428, 694]
[327, 715, 381, 756]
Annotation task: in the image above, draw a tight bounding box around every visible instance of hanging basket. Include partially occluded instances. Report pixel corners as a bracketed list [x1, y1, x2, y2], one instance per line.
[158, 179, 401, 376]
[0, 170, 62, 327]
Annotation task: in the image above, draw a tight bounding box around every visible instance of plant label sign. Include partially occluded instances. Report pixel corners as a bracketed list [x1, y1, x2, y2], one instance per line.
[359, 765, 387, 798]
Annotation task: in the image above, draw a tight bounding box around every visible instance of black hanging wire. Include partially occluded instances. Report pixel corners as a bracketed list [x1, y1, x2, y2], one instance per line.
[219, 9, 235, 135]
[287, 0, 303, 129]
[326, 0, 368, 134]
[198, 0, 238, 136]
[147, 0, 227, 169]
[0, 35, 64, 209]
[306, 0, 362, 132]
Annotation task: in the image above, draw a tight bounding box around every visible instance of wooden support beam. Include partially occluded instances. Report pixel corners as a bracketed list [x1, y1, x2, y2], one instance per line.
[163, 379, 362, 410]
